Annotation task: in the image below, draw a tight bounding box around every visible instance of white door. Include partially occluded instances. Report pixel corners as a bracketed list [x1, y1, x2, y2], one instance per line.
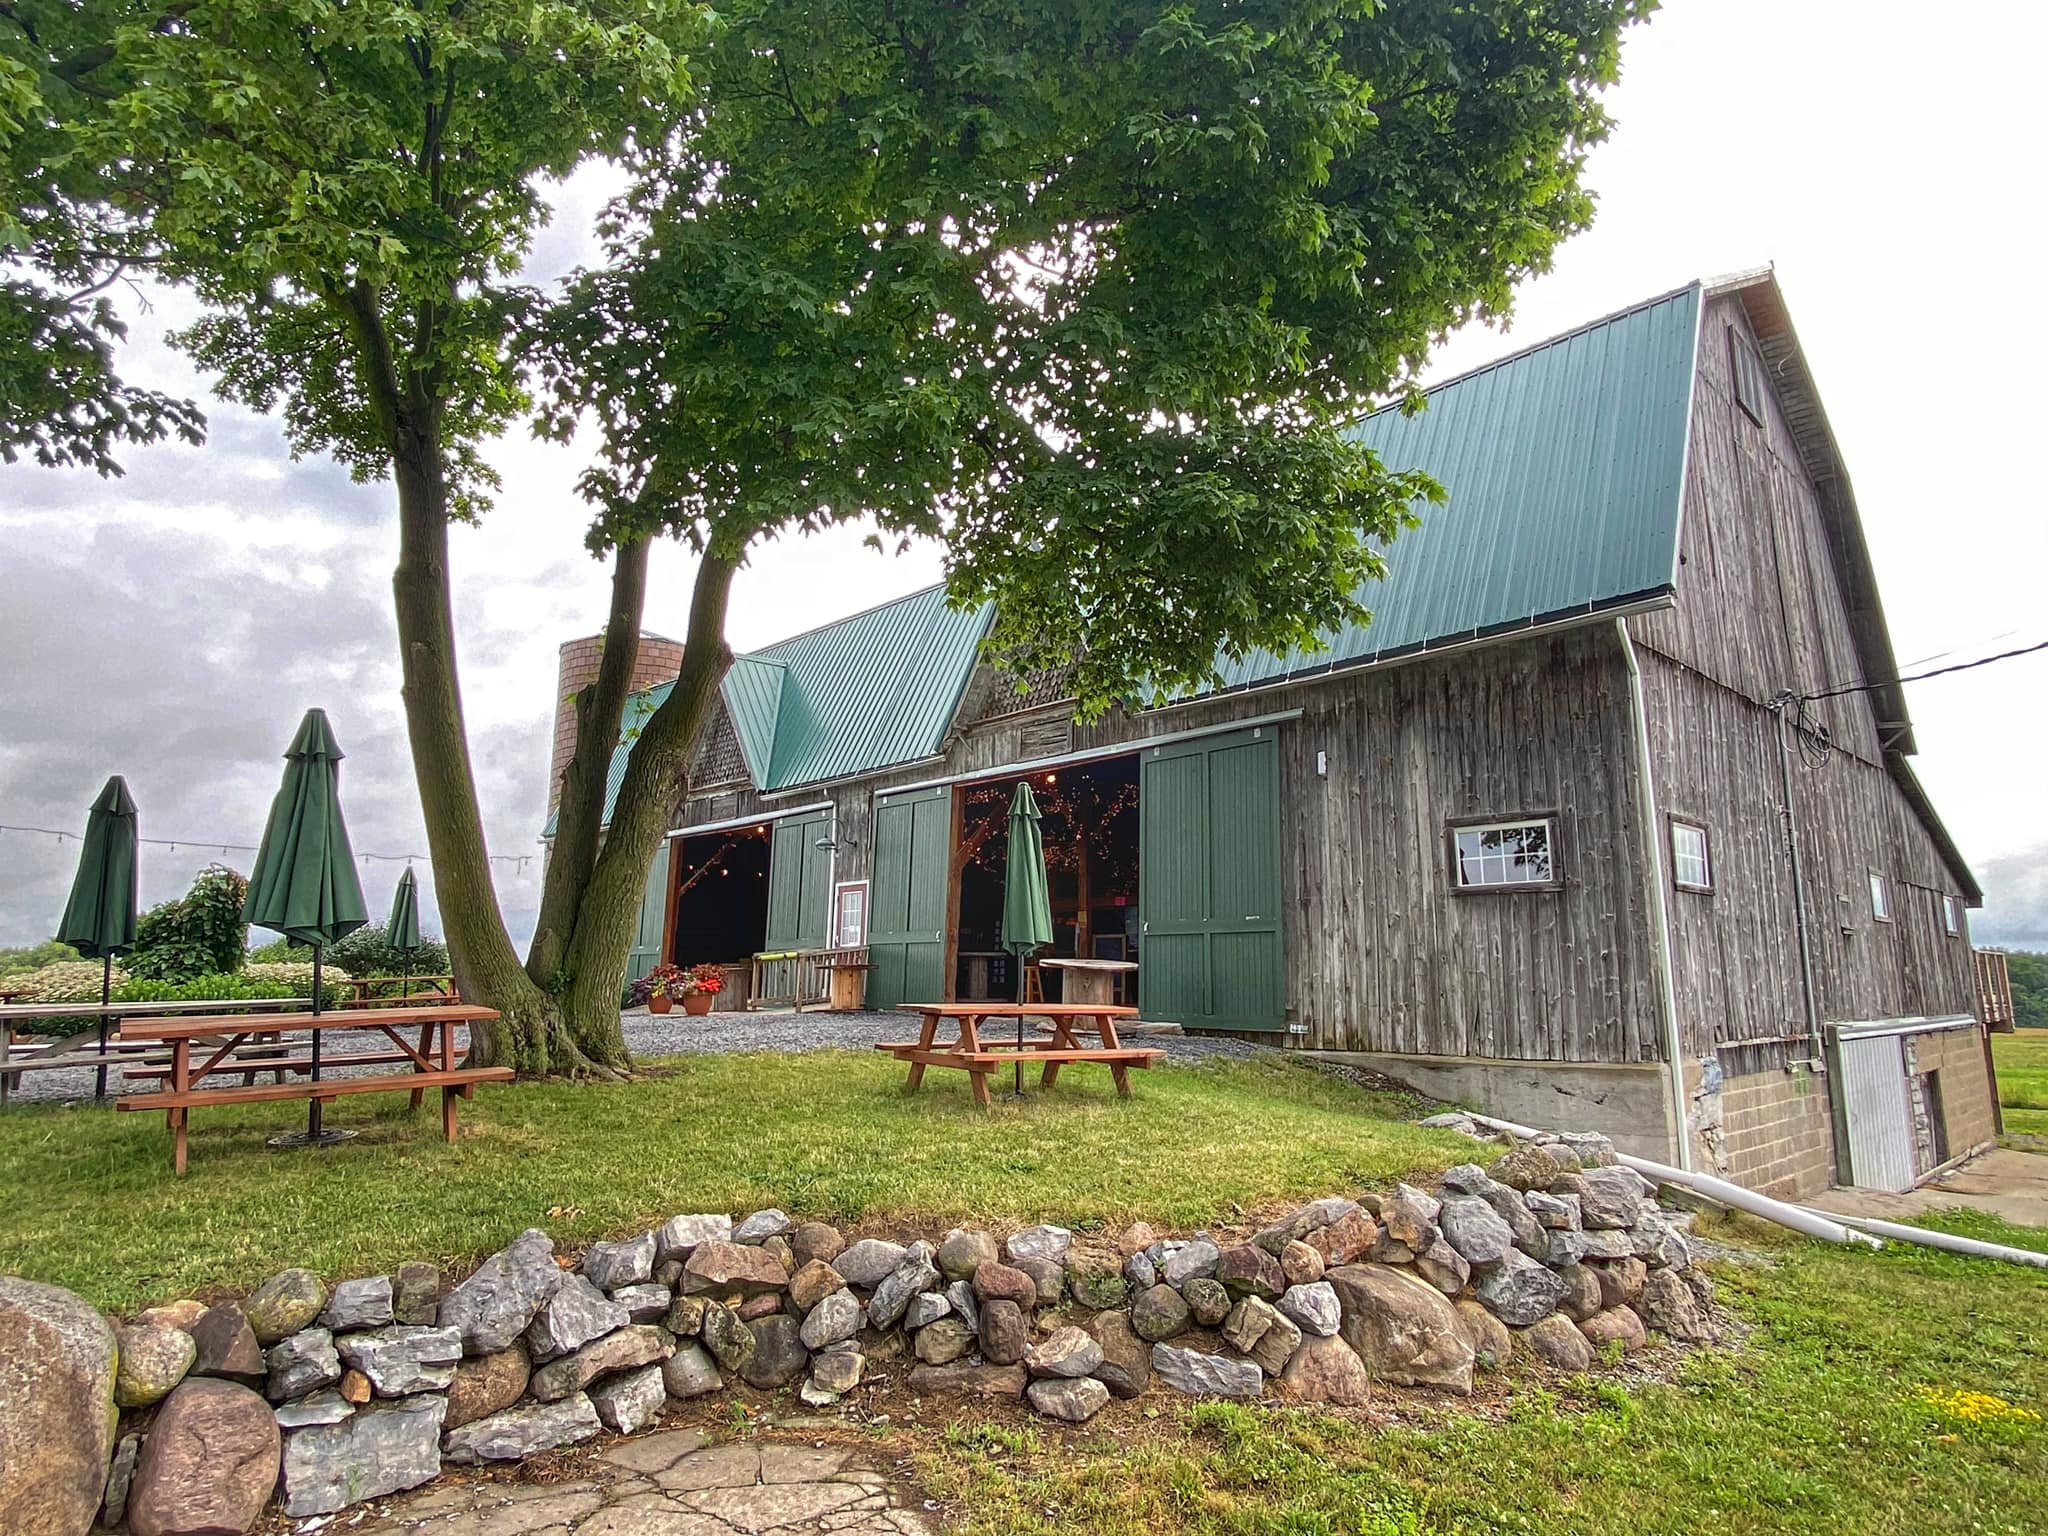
[1837, 1031, 1916, 1193]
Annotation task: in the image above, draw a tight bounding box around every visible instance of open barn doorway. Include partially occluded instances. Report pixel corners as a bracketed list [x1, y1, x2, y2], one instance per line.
[668, 824, 773, 996]
[951, 754, 1140, 1002]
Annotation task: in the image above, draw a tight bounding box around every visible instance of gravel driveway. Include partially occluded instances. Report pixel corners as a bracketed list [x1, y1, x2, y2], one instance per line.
[3, 1008, 1259, 1106]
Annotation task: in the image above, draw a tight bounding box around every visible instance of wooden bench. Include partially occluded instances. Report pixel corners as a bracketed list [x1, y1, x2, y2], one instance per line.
[117, 1003, 510, 1174]
[879, 1004, 1162, 1107]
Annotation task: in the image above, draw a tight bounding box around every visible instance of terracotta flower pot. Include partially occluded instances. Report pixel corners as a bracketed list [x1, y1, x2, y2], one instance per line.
[683, 990, 716, 1017]
[648, 993, 674, 1015]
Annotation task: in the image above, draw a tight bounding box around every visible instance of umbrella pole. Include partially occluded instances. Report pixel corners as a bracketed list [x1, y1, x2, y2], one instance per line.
[95, 953, 112, 1102]
[1014, 953, 1026, 1098]
[307, 945, 323, 1140]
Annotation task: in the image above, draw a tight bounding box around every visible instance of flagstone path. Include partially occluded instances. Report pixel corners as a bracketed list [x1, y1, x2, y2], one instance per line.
[332, 1430, 937, 1536]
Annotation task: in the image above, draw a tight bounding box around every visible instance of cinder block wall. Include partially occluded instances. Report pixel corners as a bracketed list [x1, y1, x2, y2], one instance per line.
[1714, 1063, 1836, 1200]
[1909, 1026, 2000, 1161]
[549, 632, 686, 816]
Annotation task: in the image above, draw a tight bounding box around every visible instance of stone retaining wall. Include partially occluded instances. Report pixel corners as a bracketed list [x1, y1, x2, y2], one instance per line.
[2, 1120, 1725, 1536]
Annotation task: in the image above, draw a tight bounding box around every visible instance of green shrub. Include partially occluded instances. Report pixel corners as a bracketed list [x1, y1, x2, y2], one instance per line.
[246, 936, 309, 965]
[127, 865, 250, 981]
[4, 960, 128, 1003]
[113, 971, 349, 1008]
[327, 926, 450, 982]
[0, 942, 82, 978]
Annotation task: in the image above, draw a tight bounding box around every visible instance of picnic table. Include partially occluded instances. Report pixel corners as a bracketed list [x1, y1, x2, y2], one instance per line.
[0, 996, 326, 1105]
[877, 1003, 1162, 1108]
[1039, 957, 1138, 1007]
[116, 1002, 512, 1174]
[335, 974, 459, 1006]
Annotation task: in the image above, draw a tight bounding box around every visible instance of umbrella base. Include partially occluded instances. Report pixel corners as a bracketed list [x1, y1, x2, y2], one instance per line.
[267, 1127, 358, 1150]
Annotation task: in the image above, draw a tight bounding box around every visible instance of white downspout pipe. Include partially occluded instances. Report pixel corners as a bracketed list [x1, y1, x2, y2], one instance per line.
[1618, 621, 1693, 1171]
[1826, 1212, 2048, 1269]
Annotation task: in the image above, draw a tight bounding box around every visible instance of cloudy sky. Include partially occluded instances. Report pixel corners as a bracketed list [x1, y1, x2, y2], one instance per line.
[3, 0, 2045, 956]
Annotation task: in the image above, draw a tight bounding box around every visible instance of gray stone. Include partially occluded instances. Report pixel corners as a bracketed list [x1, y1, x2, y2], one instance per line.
[1326, 1264, 1475, 1394]
[1438, 1197, 1516, 1267]
[1580, 1227, 1639, 1261]
[656, 1213, 733, 1260]
[937, 1228, 1000, 1281]
[1004, 1224, 1072, 1265]
[1633, 1215, 1694, 1270]
[1254, 1196, 1363, 1253]
[1122, 1251, 1158, 1291]
[393, 1262, 441, 1325]
[1275, 1281, 1341, 1338]
[440, 1393, 601, 1465]
[335, 1325, 463, 1396]
[1639, 1267, 1711, 1342]
[1557, 1130, 1618, 1167]
[1475, 1249, 1571, 1328]
[1524, 1190, 1582, 1230]
[1471, 1180, 1550, 1258]
[906, 1362, 1028, 1399]
[245, 1268, 327, 1345]
[1490, 1145, 1562, 1192]
[1279, 1332, 1371, 1406]
[101, 1433, 140, 1530]
[798, 1290, 863, 1350]
[1182, 1277, 1232, 1327]
[529, 1324, 668, 1401]
[903, 1291, 952, 1331]
[115, 1321, 196, 1408]
[265, 1327, 341, 1402]
[444, 1345, 530, 1430]
[700, 1303, 755, 1375]
[1521, 1313, 1593, 1370]
[1027, 1376, 1110, 1422]
[583, 1231, 658, 1290]
[978, 1299, 1030, 1366]
[1161, 1235, 1221, 1287]
[1015, 1254, 1066, 1307]
[188, 1302, 266, 1385]
[810, 1343, 865, 1395]
[740, 1315, 810, 1389]
[945, 1279, 980, 1331]
[126, 1378, 279, 1536]
[1577, 1166, 1644, 1230]
[1545, 1229, 1592, 1267]
[284, 1393, 446, 1514]
[1087, 1311, 1152, 1399]
[868, 1250, 942, 1330]
[590, 1363, 666, 1433]
[1131, 1283, 1191, 1342]
[274, 1389, 354, 1429]
[321, 1275, 395, 1333]
[1438, 1162, 1495, 1195]
[612, 1282, 673, 1323]
[733, 1208, 793, 1244]
[913, 1317, 975, 1365]
[1151, 1344, 1265, 1399]
[1380, 1183, 1444, 1251]
[1026, 1326, 1103, 1379]
[1414, 1237, 1471, 1295]
[832, 1238, 909, 1287]
[527, 1273, 631, 1362]
[662, 1343, 724, 1399]
[437, 1228, 564, 1355]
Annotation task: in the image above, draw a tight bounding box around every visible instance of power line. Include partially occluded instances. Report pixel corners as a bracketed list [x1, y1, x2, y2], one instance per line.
[0, 822, 534, 872]
[1801, 637, 2048, 703]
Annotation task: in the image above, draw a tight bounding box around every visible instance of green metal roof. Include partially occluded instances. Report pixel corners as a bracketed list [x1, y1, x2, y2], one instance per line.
[1205, 281, 1701, 690]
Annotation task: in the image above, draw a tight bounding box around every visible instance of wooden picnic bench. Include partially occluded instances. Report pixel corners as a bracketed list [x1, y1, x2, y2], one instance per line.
[0, 996, 326, 1104]
[116, 1003, 512, 1174]
[877, 1003, 1162, 1108]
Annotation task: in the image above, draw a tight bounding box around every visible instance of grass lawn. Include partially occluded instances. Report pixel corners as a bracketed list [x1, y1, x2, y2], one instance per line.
[0, 1051, 1463, 1313]
[918, 1210, 2048, 1536]
[1994, 1030, 2048, 1140]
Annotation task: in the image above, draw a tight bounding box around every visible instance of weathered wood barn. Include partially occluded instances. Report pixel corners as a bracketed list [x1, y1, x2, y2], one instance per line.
[546, 269, 2001, 1198]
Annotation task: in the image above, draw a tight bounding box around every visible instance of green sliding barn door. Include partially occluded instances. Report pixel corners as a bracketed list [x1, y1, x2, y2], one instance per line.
[866, 787, 952, 1009]
[1140, 727, 1286, 1031]
[765, 811, 833, 951]
[625, 842, 672, 983]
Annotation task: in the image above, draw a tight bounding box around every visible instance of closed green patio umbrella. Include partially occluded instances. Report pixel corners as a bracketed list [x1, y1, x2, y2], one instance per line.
[1000, 780, 1054, 1096]
[242, 709, 368, 1147]
[55, 775, 139, 1100]
[386, 866, 422, 997]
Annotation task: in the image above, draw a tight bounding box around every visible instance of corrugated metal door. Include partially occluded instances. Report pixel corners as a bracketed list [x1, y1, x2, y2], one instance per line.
[1837, 1031, 1917, 1193]
[866, 788, 951, 1009]
[765, 812, 833, 951]
[625, 842, 671, 984]
[1139, 728, 1285, 1031]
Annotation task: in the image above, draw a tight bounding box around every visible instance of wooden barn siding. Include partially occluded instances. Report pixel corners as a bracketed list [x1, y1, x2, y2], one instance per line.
[677, 627, 1664, 1064]
[1631, 290, 1975, 1057]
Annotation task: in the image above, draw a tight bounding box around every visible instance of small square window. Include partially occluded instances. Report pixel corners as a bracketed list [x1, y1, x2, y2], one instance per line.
[1869, 871, 1893, 923]
[1450, 817, 1558, 891]
[1942, 894, 1960, 937]
[1670, 820, 1712, 893]
[1731, 326, 1769, 426]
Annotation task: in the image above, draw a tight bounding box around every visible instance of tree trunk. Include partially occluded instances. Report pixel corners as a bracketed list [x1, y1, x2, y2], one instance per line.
[526, 537, 651, 989]
[557, 551, 740, 1055]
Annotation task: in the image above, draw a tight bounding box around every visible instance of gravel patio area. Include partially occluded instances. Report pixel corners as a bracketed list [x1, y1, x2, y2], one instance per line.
[3, 1008, 1261, 1106]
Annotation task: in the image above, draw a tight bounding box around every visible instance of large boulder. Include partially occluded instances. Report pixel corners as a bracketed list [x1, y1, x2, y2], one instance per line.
[127, 1378, 279, 1536]
[1577, 1167, 1645, 1230]
[1279, 1333, 1372, 1406]
[1437, 1198, 1516, 1268]
[437, 1229, 563, 1355]
[244, 1269, 326, 1345]
[443, 1345, 530, 1431]
[937, 1229, 1000, 1281]
[1452, 1299, 1511, 1369]
[740, 1315, 810, 1389]
[684, 1241, 790, 1298]
[115, 1321, 196, 1408]
[440, 1394, 602, 1465]
[1326, 1264, 1474, 1395]
[1474, 1248, 1570, 1328]
[1086, 1311, 1153, 1400]
[0, 1276, 118, 1536]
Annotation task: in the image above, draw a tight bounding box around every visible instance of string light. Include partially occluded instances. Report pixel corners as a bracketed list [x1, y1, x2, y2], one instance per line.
[0, 822, 533, 872]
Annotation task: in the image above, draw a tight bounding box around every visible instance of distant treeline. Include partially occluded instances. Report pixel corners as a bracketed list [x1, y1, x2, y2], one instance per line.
[2010, 951, 2048, 1029]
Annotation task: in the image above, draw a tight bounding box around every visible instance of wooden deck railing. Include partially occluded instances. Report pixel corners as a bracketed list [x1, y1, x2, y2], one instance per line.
[1975, 949, 2015, 1033]
[748, 946, 869, 1011]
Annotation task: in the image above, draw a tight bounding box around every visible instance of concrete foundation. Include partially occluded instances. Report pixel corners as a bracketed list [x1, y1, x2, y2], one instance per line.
[1303, 1051, 1682, 1164]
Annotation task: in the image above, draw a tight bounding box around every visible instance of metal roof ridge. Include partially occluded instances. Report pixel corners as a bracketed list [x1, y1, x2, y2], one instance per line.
[742, 578, 952, 661]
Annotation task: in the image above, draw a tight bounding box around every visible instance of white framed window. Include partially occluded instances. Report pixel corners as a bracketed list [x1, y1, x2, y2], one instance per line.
[1942, 894, 1961, 937]
[1869, 871, 1893, 923]
[1670, 819, 1713, 893]
[832, 880, 869, 948]
[1449, 816, 1558, 892]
